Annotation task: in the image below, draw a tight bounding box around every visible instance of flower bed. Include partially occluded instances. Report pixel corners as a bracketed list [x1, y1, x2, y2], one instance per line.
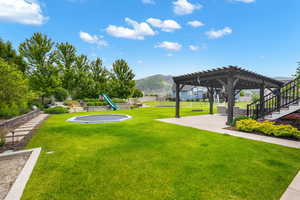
[235, 119, 300, 139]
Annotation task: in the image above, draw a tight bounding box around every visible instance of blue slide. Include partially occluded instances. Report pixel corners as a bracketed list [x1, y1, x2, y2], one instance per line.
[101, 94, 119, 110]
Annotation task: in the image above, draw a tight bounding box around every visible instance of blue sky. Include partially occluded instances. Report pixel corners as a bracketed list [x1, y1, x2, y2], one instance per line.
[0, 0, 299, 79]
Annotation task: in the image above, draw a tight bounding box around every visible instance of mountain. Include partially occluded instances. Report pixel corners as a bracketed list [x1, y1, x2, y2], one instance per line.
[136, 74, 174, 96]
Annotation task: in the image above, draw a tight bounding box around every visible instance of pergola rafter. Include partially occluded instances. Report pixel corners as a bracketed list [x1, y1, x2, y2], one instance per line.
[173, 66, 284, 125]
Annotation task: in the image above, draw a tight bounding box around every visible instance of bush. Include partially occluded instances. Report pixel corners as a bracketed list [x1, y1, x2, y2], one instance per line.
[45, 106, 69, 114]
[29, 99, 44, 109]
[0, 129, 7, 147]
[232, 115, 250, 127]
[112, 98, 126, 103]
[54, 87, 69, 101]
[236, 119, 300, 138]
[86, 102, 107, 106]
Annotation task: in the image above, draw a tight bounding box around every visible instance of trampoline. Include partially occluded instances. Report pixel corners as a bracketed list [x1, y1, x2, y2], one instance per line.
[67, 114, 132, 124]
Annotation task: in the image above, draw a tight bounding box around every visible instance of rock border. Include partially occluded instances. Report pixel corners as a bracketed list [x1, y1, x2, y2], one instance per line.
[1, 148, 41, 200]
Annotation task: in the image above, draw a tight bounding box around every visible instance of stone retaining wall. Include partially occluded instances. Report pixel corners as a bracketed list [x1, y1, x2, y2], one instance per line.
[0, 110, 41, 130]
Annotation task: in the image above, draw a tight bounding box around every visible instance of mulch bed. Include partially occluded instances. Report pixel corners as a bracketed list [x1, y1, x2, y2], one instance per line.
[224, 127, 300, 141]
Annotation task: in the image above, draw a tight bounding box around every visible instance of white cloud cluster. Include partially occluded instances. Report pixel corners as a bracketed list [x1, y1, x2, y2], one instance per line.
[79, 31, 108, 46]
[173, 0, 202, 15]
[187, 20, 204, 28]
[155, 41, 182, 51]
[0, 0, 48, 25]
[232, 0, 255, 3]
[106, 18, 156, 40]
[206, 27, 232, 39]
[146, 18, 181, 32]
[142, 0, 155, 4]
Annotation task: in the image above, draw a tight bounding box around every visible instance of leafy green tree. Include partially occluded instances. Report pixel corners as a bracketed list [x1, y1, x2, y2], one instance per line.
[296, 62, 300, 78]
[0, 39, 27, 72]
[19, 33, 61, 103]
[110, 59, 135, 99]
[19, 32, 55, 71]
[0, 59, 31, 118]
[72, 55, 95, 99]
[29, 63, 61, 103]
[55, 42, 77, 93]
[132, 88, 144, 98]
[90, 58, 109, 95]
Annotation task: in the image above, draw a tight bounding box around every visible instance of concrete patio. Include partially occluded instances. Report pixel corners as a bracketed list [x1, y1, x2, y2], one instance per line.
[157, 114, 300, 149]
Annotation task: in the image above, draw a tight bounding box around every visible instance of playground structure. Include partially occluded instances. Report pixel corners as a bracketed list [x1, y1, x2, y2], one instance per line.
[101, 94, 119, 110]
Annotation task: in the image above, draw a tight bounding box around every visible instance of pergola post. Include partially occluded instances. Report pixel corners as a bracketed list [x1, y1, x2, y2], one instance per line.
[175, 82, 180, 118]
[260, 82, 265, 118]
[208, 87, 214, 114]
[226, 76, 234, 125]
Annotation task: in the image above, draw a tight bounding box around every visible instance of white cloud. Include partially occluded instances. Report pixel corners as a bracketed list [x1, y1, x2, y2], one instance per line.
[0, 0, 48, 25]
[106, 18, 156, 40]
[232, 0, 255, 3]
[79, 31, 108, 46]
[206, 27, 232, 39]
[146, 18, 181, 32]
[187, 20, 204, 28]
[173, 0, 202, 15]
[155, 41, 182, 51]
[167, 53, 174, 57]
[189, 45, 199, 51]
[142, 0, 155, 4]
[137, 60, 143, 64]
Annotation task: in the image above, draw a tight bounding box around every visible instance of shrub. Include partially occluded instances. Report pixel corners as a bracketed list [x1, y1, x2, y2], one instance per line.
[54, 87, 69, 101]
[45, 106, 69, 114]
[86, 102, 107, 106]
[112, 98, 126, 103]
[0, 129, 7, 147]
[232, 115, 250, 127]
[236, 119, 300, 138]
[29, 99, 44, 109]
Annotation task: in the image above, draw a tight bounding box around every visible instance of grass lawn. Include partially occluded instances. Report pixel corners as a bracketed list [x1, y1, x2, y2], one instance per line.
[144, 101, 250, 109]
[23, 107, 300, 200]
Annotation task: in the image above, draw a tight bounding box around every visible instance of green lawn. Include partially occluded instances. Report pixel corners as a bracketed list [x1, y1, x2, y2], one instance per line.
[23, 107, 300, 200]
[144, 101, 250, 109]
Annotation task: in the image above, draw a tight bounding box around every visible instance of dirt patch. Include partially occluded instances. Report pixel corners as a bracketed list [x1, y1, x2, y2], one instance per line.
[0, 152, 30, 200]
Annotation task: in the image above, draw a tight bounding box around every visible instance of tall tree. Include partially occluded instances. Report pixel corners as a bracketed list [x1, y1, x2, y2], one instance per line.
[0, 39, 27, 73]
[19, 32, 55, 71]
[55, 42, 77, 93]
[296, 62, 300, 78]
[19, 33, 60, 103]
[111, 59, 135, 99]
[90, 58, 109, 95]
[0, 59, 31, 117]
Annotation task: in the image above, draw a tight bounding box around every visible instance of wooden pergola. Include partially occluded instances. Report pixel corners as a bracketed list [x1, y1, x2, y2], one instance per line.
[173, 66, 284, 125]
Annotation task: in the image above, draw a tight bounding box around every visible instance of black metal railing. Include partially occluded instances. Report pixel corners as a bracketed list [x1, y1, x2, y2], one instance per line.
[247, 77, 300, 119]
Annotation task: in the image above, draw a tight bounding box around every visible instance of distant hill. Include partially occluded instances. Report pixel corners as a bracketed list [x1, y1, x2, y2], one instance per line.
[136, 74, 173, 96]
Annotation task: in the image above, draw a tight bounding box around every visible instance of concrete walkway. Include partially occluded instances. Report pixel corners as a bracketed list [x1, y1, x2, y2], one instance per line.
[158, 114, 300, 199]
[5, 114, 48, 143]
[157, 114, 300, 149]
